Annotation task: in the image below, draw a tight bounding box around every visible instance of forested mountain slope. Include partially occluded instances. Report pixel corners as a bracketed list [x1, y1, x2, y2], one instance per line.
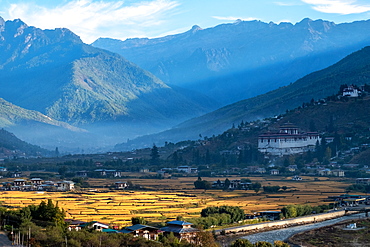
[115, 46, 370, 150]
[93, 18, 370, 105]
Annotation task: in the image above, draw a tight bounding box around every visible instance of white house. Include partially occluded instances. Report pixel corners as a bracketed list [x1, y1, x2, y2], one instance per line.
[177, 166, 191, 173]
[270, 169, 279, 175]
[258, 123, 320, 156]
[80, 221, 109, 231]
[30, 178, 43, 185]
[343, 85, 361, 97]
[57, 181, 75, 191]
[115, 181, 128, 189]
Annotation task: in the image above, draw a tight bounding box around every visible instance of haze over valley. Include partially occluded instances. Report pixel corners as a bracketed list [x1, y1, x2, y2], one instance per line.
[1, 1, 370, 152]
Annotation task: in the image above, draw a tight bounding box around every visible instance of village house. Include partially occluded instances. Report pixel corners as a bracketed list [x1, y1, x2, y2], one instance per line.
[331, 169, 345, 177]
[76, 170, 88, 177]
[11, 171, 22, 178]
[356, 178, 370, 185]
[94, 169, 121, 177]
[120, 224, 160, 240]
[65, 219, 87, 231]
[114, 181, 128, 189]
[177, 166, 191, 173]
[57, 181, 75, 191]
[30, 178, 43, 185]
[106, 169, 121, 177]
[140, 168, 149, 173]
[79, 221, 109, 231]
[270, 169, 279, 175]
[13, 178, 26, 186]
[287, 165, 297, 172]
[160, 221, 199, 243]
[258, 123, 320, 156]
[343, 85, 361, 97]
[256, 168, 266, 174]
[317, 168, 332, 176]
[95, 169, 106, 176]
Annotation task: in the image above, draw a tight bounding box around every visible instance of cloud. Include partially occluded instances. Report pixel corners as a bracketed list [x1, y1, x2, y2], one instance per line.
[5, 0, 180, 43]
[212, 16, 258, 21]
[274, 2, 301, 6]
[301, 0, 370, 14]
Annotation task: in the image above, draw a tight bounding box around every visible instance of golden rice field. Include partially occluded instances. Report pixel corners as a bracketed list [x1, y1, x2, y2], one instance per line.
[0, 176, 353, 228]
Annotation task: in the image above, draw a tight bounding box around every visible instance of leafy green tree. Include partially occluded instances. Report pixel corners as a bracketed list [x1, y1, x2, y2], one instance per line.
[131, 216, 147, 225]
[251, 182, 261, 193]
[231, 239, 253, 247]
[194, 177, 212, 190]
[194, 231, 218, 247]
[274, 241, 290, 247]
[254, 241, 273, 247]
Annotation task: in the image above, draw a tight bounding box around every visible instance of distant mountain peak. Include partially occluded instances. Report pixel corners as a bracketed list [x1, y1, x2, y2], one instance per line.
[190, 25, 202, 33]
[0, 16, 4, 29]
[233, 19, 243, 25]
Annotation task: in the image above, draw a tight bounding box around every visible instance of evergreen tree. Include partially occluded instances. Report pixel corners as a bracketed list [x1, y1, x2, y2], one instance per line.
[172, 151, 179, 166]
[224, 178, 231, 190]
[150, 144, 160, 166]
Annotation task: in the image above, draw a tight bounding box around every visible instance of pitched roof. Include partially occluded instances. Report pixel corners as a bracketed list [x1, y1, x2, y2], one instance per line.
[102, 229, 118, 233]
[160, 226, 199, 234]
[166, 220, 193, 226]
[126, 224, 158, 231]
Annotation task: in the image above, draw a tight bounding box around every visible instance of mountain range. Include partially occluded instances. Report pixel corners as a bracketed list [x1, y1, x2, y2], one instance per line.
[0, 17, 216, 150]
[92, 18, 370, 106]
[115, 44, 370, 150]
[2, 16, 370, 152]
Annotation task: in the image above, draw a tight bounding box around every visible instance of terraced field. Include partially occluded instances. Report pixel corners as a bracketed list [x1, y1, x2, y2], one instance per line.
[0, 175, 353, 228]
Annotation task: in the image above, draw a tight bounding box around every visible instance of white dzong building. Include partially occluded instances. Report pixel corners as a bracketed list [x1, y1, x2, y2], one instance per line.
[258, 123, 320, 156]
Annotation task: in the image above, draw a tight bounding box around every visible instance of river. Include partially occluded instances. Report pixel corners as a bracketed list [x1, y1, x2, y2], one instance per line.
[237, 213, 366, 245]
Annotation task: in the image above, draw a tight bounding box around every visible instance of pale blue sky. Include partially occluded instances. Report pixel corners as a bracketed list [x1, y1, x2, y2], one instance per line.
[1, 0, 370, 43]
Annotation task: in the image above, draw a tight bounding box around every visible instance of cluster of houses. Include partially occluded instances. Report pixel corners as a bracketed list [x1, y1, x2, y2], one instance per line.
[211, 179, 251, 190]
[76, 169, 122, 178]
[157, 166, 198, 177]
[327, 194, 370, 206]
[2, 178, 75, 191]
[66, 220, 199, 243]
[1, 178, 132, 191]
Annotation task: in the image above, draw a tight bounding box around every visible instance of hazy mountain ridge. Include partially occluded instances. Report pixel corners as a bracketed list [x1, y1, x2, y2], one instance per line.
[0, 17, 216, 125]
[93, 18, 370, 105]
[115, 45, 370, 150]
[0, 128, 50, 156]
[0, 97, 83, 132]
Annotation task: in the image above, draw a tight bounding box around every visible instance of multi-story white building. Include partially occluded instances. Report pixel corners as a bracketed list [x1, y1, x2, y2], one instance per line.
[258, 123, 320, 156]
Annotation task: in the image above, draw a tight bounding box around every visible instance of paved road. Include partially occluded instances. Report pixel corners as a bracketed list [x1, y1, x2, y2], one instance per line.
[239, 213, 366, 245]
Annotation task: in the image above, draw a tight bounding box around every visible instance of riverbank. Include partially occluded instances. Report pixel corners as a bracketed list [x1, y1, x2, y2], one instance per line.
[288, 217, 370, 246]
[215, 210, 362, 246]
